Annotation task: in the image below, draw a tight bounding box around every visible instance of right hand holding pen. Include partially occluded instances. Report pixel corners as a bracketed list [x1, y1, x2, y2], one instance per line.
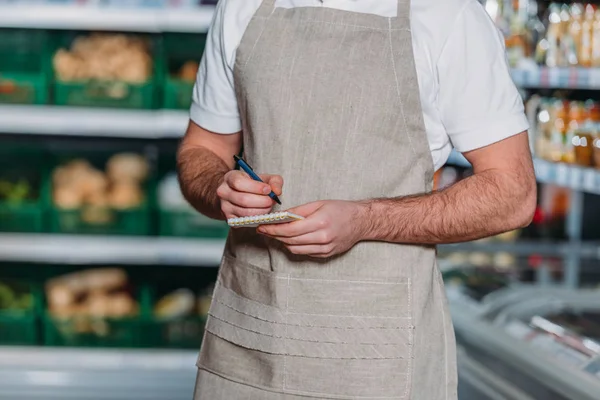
[217, 171, 283, 219]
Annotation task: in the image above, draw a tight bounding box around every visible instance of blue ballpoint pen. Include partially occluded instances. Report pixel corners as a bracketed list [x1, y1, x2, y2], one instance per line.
[234, 155, 282, 205]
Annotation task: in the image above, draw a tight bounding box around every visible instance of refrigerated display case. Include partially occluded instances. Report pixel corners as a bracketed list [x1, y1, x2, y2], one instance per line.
[445, 264, 600, 400]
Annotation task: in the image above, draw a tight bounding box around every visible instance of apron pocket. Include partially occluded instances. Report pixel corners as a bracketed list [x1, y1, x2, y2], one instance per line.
[206, 255, 413, 360]
[284, 356, 410, 399]
[207, 285, 413, 359]
[203, 255, 414, 397]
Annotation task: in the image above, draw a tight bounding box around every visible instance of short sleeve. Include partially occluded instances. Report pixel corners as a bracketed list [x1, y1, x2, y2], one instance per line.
[190, 0, 242, 134]
[436, 0, 529, 153]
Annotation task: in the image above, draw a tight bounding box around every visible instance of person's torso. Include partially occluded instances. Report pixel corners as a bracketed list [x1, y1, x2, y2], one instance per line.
[218, 0, 473, 170]
[197, 4, 457, 398]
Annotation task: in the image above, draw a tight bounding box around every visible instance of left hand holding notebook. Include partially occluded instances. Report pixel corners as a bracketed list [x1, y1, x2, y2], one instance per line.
[257, 200, 367, 259]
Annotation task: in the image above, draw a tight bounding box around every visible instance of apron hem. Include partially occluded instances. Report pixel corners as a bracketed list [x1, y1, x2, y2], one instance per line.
[196, 365, 408, 400]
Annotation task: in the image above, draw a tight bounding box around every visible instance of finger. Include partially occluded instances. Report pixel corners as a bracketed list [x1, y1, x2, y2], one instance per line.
[285, 244, 332, 257]
[287, 201, 324, 217]
[258, 217, 323, 237]
[220, 186, 275, 208]
[226, 171, 272, 195]
[265, 230, 332, 246]
[223, 204, 273, 219]
[260, 174, 284, 196]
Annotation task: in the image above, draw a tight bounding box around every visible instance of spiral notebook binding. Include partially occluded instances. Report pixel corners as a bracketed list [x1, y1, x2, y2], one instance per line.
[227, 212, 304, 227]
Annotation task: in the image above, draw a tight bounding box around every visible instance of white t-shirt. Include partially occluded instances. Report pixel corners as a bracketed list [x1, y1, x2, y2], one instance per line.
[191, 0, 529, 171]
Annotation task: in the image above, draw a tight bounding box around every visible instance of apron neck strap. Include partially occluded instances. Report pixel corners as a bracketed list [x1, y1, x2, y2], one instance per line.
[255, 0, 277, 18]
[256, 0, 411, 29]
[391, 0, 411, 30]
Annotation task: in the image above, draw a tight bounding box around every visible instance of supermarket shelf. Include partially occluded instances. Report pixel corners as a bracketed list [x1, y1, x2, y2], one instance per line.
[511, 67, 600, 90]
[533, 158, 600, 195]
[446, 151, 600, 196]
[1, 233, 597, 265]
[0, 105, 188, 138]
[0, 4, 215, 33]
[0, 346, 197, 400]
[0, 234, 225, 266]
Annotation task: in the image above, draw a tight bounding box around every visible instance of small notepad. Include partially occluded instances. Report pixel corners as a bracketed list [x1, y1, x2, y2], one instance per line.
[227, 212, 304, 228]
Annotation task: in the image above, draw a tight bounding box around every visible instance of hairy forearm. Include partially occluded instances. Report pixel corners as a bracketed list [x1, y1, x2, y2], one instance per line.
[362, 168, 536, 244]
[177, 145, 229, 220]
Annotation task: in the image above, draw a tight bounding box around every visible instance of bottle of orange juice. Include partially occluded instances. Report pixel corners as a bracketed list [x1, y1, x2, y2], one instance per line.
[580, 4, 595, 67]
[592, 7, 600, 67]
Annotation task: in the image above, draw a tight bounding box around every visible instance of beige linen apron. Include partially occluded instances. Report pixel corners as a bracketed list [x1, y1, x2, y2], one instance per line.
[194, 0, 458, 398]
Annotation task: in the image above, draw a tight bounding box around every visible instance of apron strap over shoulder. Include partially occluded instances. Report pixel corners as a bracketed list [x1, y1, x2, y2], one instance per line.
[255, 0, 278, 18]
[390, 0, 411, 30]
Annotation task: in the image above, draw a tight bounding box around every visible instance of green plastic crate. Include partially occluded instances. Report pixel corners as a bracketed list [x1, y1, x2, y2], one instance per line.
[0, 29, 50, 105]
[0, 281, 40, 346]
[162, 33, 206, 110]
[0, 146, 47, 233]
[54, 80, 157, 109]
[49, 206, 151, 236]
[150, 315, 205, 349]
[164, 79, 195, 110]
[50, 31, 162, 109]
[146, 284, 210, 349]
[0, 73, 48, 105]
[0, 313, 38, 345]
[43, 314, 155, 348]
[0, 203, 44, 233]
[159, 209, 229, 238]
[47, 151, 153, 236]
[42, 281, 153, 348]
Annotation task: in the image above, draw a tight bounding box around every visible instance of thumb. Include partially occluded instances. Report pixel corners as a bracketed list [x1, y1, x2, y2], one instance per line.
[287, 201, 324, 218]
[260, 174, 284, 196]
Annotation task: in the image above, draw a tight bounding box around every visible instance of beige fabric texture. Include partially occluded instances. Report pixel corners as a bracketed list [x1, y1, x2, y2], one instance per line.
[195, 0, 458, 398]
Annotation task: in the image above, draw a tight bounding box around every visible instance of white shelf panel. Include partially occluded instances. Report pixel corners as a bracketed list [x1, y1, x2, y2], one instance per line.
[534, 158, 600, 195]
[0, 234, 225, 266]
[0, 347, 197, 400]
[511, 67, 600, 90]
[445, 152, 600, 196]
[0, 346, 197, 370]
[0, 105, 188, 138]
[0, 5, 215, 33]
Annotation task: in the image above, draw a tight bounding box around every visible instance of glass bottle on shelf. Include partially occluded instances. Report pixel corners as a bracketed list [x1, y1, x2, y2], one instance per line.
[545, 3, 563, 67]
[535, 99, 553, 159]
[559, 4, 578, 67]
[548, 99, 567, 162]
[527, 0, 547, 62]
[568, 3, 584, 66]
[573, 100, 595, 167]
[592, 7, 600, 67]
[564, 101, 584, 164]
[506, 14, 528, 66]
[579, 4, 595, 67]
[590, 100, 600, 168]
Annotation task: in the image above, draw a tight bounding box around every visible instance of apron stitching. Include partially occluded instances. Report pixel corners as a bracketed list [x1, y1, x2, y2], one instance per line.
[283, 276, 409, 284]
[437, 277, 450, 400]
[387, 18, 417, 158]
[287, 312, 410, 319]
[207, 313, 412, 347]
[215, 281, 412, 321]
[283, 274, 291, 391]
[404, 278, 413, 398]
[242, 9, 277, 70]
[214, 296, 414, 329]
[199, 365, 408, 400]
[223, 254, 409, 284]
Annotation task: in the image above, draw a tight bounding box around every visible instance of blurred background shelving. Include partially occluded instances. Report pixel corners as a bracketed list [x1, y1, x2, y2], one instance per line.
[1, 0, 600, 399]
